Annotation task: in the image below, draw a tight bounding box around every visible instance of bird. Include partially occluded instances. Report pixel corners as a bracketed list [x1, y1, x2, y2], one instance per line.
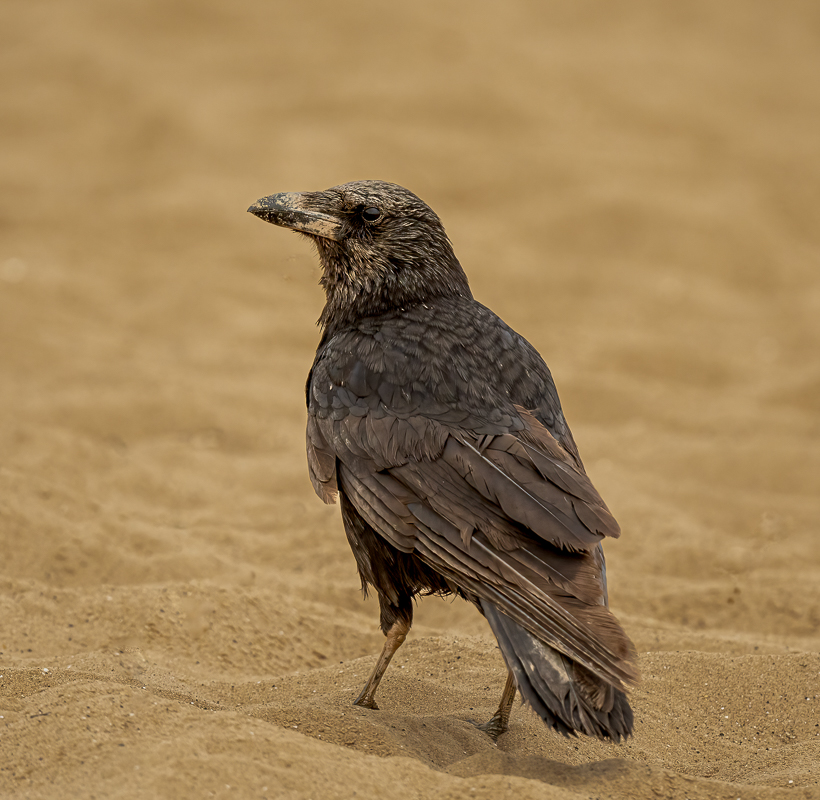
[248, 180, 638, 741]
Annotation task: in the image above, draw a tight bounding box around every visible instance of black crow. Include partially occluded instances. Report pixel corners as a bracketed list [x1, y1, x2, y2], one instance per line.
[248, 180, 637, 741]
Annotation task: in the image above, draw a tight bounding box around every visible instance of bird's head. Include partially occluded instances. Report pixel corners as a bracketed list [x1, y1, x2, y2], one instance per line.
[248, 180, 471, 331]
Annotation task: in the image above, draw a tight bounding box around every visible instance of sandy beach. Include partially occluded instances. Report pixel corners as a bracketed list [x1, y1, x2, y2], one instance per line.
[1, 1, 819, 797]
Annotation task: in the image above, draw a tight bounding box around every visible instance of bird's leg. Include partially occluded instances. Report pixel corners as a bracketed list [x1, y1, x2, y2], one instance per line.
[354, 596, 412, 710]
[477, 670, 516, 740]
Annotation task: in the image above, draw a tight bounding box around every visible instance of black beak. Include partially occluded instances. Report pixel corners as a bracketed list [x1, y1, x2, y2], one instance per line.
[247, 193, 344, 241]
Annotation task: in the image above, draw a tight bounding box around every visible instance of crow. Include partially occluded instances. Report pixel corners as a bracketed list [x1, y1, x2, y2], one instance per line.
[248, 180, 637, 741]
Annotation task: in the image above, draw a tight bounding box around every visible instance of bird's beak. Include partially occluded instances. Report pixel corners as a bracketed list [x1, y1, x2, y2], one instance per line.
[247, 192, 344, 241]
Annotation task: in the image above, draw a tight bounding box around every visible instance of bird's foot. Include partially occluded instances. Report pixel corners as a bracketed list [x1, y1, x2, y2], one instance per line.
[353, 694, 379, 711]
[475, 713, 508, 741]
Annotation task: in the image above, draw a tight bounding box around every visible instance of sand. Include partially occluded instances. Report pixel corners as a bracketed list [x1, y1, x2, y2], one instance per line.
[1, 1, 819, 798]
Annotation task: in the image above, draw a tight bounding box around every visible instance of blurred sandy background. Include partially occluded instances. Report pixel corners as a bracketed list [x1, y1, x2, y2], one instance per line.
[1, 1, 819, 798]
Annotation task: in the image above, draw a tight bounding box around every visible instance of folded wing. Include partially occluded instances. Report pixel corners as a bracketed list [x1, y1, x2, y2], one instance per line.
[309, 401, 637, 692]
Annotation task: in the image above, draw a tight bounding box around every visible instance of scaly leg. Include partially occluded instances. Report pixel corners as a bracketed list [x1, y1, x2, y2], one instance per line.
[477, 670, 516, 740]
[354, 597, 412, 710]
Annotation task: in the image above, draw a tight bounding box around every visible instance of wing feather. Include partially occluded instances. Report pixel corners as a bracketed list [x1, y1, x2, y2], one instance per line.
[340, 459, 637, 689]
[307, 365, 636, 693]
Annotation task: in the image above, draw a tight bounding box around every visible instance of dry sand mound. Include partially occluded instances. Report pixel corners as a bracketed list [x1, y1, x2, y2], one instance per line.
[1, 2, 819, 798]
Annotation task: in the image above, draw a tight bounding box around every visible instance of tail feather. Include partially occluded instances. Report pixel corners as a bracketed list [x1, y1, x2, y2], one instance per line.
[483, 601, 634, 742]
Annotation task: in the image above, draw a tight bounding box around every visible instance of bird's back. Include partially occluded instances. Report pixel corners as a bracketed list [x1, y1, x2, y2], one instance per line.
[310, 295, 575, 453]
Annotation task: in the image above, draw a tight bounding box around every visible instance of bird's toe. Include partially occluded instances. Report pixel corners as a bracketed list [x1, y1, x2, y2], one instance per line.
[353, 697, 380, 711]
[474, 714, 507, 741]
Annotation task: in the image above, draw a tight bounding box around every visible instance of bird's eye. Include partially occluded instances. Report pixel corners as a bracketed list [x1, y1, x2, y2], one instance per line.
[362, 207, 382, 222]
